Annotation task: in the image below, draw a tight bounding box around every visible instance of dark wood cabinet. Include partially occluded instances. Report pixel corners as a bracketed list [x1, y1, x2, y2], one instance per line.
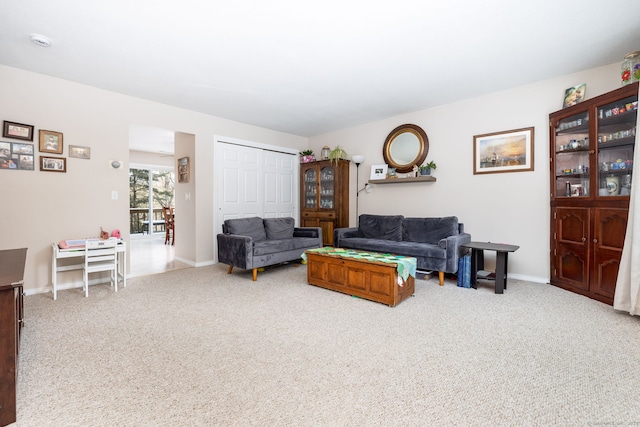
[0, 248, 27, 427]
[300, 159, 349, 246]
[549, 83, 637, 304]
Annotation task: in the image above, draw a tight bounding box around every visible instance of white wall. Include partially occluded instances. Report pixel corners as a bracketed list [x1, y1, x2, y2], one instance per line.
[0, 65, 307, 294]
[309, 63, 622, 282]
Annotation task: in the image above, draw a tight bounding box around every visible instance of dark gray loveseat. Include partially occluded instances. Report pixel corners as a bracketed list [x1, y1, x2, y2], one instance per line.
[217, 217, 322, 281]
[334, 214, 471, 286]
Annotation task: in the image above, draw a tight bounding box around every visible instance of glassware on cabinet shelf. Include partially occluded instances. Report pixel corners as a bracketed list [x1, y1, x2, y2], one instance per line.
[596, 96, 636, 197]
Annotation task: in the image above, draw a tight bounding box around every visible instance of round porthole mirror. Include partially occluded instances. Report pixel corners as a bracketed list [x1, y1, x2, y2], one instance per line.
[382, 124, 429, 173]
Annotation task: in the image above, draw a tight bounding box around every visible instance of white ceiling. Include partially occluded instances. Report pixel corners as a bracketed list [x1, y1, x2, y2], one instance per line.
[2, 0, 640, 149]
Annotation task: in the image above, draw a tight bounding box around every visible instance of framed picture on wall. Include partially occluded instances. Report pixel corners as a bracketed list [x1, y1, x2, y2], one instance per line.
[69, 145, 91, 159]
[40, 156, 66, 172]
[3, 121, 34, 141]
[178, 156, 190, 183]
[473, 127, 534, 175]
[0, 141, 34, 170]
[39, 130, 64, 154]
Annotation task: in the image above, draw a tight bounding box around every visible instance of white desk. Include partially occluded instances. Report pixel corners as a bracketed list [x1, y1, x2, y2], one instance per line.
[51, 241, 127, 300]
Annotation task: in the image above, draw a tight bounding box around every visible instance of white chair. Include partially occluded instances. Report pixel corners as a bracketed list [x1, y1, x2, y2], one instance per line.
[83, 239, 118, 297]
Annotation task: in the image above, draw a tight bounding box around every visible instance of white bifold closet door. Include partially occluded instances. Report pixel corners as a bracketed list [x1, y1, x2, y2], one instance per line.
[216, 141, 297, 228]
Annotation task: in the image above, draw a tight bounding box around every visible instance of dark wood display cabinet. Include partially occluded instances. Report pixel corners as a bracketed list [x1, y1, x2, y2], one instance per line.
[549, 82, 637, 304]
[300, 159, 349, 246]
[0, 248, 27, 427]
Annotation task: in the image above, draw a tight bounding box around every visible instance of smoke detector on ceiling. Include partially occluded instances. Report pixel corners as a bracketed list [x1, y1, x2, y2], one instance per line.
[30, 34, 52, 48]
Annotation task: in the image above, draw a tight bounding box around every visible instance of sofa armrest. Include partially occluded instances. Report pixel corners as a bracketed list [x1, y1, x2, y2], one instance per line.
[439, 232, 472, 273]
[294, 227, 323, 246]
[217, 233, 253, 269]
[334, 227, 362, 248]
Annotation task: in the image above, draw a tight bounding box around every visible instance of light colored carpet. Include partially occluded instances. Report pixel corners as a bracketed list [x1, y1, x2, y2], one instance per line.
[15, 262, 640, 426]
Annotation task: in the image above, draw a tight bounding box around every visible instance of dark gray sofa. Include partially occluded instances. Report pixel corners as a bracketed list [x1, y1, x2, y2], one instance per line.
[217, 217, 322, 281]
[334, 214, 471, 286]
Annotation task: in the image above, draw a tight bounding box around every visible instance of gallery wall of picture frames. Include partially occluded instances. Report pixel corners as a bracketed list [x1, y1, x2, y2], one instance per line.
[1, 119, 90, 173]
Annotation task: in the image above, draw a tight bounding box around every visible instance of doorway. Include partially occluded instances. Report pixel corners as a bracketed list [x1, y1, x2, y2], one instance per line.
[128, 165, 184, 276]
[128, 124, 184, 277]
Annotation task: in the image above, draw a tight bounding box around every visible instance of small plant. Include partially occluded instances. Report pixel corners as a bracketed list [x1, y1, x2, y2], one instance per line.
[328, 145, 348, 165]
[299, 149, 314, 156]
[420, 160, 437, 175]
[424, 160, 437, 170]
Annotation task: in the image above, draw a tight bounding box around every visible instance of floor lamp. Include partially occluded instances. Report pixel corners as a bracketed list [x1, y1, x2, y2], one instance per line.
[351, 155, 365, 224]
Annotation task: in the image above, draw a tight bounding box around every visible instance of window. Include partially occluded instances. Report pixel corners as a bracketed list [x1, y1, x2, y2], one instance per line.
[129, 168, 174, 234]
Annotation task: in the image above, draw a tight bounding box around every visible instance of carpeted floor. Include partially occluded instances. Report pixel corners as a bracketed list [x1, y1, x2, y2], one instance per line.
[14, 262, 640, 426]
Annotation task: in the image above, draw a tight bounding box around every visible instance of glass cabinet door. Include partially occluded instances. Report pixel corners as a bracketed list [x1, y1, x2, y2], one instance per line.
[304, 168, 317, 208]
[596, 95, 637, 197]
[319, 166, 334, 209]
[554, 112, 590, 198]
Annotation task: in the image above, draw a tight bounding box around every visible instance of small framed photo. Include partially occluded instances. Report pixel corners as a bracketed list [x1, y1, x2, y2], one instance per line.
[40, 156, 66, 172]
[563, 84, 586, 108]
[39, 129, 64, 154]
[3, 121, 34, 141]
[473, 127, 534, 175]
[69, 145, 91, 159]
[178, 156, 190, 183]
[370, 164, 388, 180]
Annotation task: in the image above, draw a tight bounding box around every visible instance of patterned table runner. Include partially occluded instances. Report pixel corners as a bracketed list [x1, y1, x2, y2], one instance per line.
[302, 247, 417, 282]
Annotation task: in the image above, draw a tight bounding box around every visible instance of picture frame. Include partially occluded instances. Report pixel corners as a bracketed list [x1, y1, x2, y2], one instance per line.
[563, 84, 586, 108]
[3, 121, 34, 141]
[178, 156, 190, 183]
[69, 145, 91, 159]
[473, 127, 534, 175]
[39, 129, 63, 154]
[40, 156, 66, 172]
[0, 141, 34, 170]
[370, 164, 388, 180]
[387, 167, 397, 178]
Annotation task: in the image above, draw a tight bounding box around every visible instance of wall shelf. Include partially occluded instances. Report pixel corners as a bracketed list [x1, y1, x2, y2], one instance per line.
[369, 176, 436, 184]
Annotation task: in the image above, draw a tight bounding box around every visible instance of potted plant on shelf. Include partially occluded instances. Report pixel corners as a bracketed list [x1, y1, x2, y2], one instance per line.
[299, 149, 315, 163]
[328, 145, 348, 165]
[420, 160, 437, 175]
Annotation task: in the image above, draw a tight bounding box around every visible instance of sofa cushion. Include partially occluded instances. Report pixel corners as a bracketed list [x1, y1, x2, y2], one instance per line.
[339, 238, 446, 260]
[253, 237, 319, 256]
[264, 217, 295, 240]
[224, 217, 267, 242]
[359, 214, 404, 241]
[402, 216, 459, 244]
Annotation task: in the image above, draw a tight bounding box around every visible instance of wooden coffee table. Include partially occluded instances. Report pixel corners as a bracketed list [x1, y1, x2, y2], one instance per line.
[304, 248, 416, 307]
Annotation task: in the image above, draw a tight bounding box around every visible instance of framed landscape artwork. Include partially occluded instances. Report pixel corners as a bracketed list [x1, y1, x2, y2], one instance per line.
[69, 145, 91, 159]
[473, 127, 534, 175]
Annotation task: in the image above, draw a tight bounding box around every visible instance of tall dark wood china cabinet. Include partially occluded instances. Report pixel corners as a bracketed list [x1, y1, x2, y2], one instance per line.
[549, 82, 638, 305]
[300, 159, 349, 246]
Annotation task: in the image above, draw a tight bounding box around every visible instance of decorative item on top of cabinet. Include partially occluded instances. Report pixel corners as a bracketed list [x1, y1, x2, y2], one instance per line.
[299, 149, 315, 163]
[300, 159, 349, 246]
[549, 82, 638, 305]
